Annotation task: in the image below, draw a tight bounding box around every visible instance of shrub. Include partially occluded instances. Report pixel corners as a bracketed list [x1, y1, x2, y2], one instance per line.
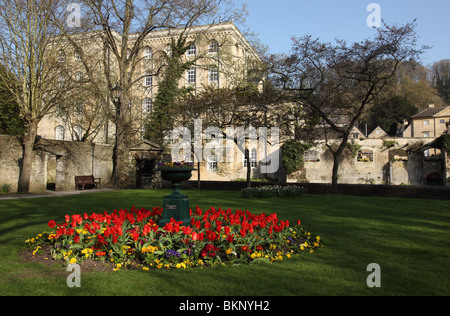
[240, 185, 304, 198]
[0, 184, 11, 194]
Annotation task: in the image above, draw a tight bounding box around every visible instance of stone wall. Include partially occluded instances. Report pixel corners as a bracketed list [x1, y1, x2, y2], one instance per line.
[0, 135, 114, 193]
[296, 137, 448, 187]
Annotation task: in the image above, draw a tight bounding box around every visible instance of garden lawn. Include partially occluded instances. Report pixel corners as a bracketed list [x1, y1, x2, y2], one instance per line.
[0, 189, 449, 296]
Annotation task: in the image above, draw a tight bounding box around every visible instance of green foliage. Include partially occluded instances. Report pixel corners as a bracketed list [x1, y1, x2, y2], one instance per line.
[346, 140, 362, 158]
[0, 71, 25, 136]
[382, 140, 397, 149]
[435, 134, 450, 154]
[367, 95, 418, 136]
[281, 140, 312, 174]
[240, 185, 304, 198]
[0, 184, 11, 194]
[144, 37, 196, 147]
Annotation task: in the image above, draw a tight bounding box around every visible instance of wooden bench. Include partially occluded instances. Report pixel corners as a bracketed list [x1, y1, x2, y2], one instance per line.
[75, 175, 101, 190]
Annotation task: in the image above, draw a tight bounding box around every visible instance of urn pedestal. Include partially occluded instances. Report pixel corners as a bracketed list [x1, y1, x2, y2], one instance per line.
[156, 168, 195, 227]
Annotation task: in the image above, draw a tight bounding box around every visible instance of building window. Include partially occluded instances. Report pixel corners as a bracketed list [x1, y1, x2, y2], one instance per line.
[143, 47, 152, 59]
[187, 44, 196, 56]
[423, 120, 429, 126]
[209, 40, 219, 53]
[357, 149, 374, 162]
[439, 119, 445, 125]
[208, 68, 219, 83]
[74, 100, 83, 116]
[423, 132, 430, 138]
[58, 75, 66, 88]
[165, 45, 172, 57]
[74, 125, 83, 141]
[55, 125, 64, 140]
[187, 67, 196, 84]
[207, 155, 217, 171]
[58, 50, 66, 63]
[142, 98, 152, 114]
[250, 148, 257, 168]
[304, 150, 320, 162]
[143, 71, 152, 87]
[75, 53, 81, 61]
[75, 71, 83, 82]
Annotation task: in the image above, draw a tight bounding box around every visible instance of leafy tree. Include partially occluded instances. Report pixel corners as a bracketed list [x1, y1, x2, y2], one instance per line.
[281, 140, 311, 174]
[144, 36, 196, 148]
[367, 95, 418, 136]
[0, 69, 25, 136]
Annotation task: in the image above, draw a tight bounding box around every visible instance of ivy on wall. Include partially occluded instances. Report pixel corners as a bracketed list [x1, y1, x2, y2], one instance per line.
[281, 140, 312, 174]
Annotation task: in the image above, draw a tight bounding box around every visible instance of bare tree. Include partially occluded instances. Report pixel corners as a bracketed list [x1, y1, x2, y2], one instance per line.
[0, 0, 73, 193]
[56, 0, 246, 188]
[272, 21, 424, 191]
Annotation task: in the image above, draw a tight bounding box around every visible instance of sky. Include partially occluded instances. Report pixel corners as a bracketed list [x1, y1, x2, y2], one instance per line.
[239, 0, 450, 66]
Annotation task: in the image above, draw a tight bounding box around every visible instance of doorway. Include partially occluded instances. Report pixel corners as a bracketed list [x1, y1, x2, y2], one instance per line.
[136, 159, 156, 188]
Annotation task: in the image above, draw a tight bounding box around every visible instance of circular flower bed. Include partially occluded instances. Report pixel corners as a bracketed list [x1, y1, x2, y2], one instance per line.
[25, 206, 324, 271]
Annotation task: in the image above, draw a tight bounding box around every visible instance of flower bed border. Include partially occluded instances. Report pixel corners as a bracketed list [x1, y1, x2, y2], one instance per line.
[25, 206, 324, 271]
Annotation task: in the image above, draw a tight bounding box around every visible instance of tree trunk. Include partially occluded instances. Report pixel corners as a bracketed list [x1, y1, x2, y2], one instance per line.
[18, 120, 38, 193]
[330, 136, 350, 194]
[246, 149, 251, 188]
[331, 154, 340, 194]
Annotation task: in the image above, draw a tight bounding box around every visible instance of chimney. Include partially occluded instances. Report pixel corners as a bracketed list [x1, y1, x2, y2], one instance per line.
[429, 104, 435, 108]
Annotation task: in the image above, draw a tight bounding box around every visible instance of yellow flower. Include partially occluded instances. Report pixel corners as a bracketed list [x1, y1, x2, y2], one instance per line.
[69, 258, 77, 264]
[32, 246, 41, 256]
[226, 248, 233, 255]
[142, 267, 149, 271]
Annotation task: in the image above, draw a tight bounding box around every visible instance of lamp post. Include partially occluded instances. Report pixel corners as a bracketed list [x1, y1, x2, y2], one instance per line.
[111, 83, 122, 190]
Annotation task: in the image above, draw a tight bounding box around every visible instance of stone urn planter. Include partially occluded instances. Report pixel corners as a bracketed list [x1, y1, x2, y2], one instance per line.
[156, 163, 196, 226]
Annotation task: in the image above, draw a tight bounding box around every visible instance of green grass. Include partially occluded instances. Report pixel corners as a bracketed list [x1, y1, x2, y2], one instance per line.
[0, 189, 449, 296]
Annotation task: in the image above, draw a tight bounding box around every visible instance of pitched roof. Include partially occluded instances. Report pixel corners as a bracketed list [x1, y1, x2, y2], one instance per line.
[411, 106, 450, 119]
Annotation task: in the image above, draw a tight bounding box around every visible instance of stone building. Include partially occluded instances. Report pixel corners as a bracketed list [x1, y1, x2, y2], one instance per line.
[403, 105, 450, 138]
[37, 22, 262, 145]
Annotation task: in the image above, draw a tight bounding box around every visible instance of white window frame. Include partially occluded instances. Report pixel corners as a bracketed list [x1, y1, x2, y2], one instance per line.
[186, 67, 196, 84]
[165, 45, 172, 57]
[74, 125, 83, 140]
[208, 68, 219, 83]
[187, 44, 196, 56]
[58, 50, 66, 63]
[250, 148, 257, 168]
[207, 155, 217, 171]
[55, 125, 65, 141]
[209, 40, 219, 54]
[75, 71, 83, 82]
[143, 47, 153, 59]
[143, 98, 152, 114]
[143, 72, 152, 87]
[423, 120, 429, 126]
